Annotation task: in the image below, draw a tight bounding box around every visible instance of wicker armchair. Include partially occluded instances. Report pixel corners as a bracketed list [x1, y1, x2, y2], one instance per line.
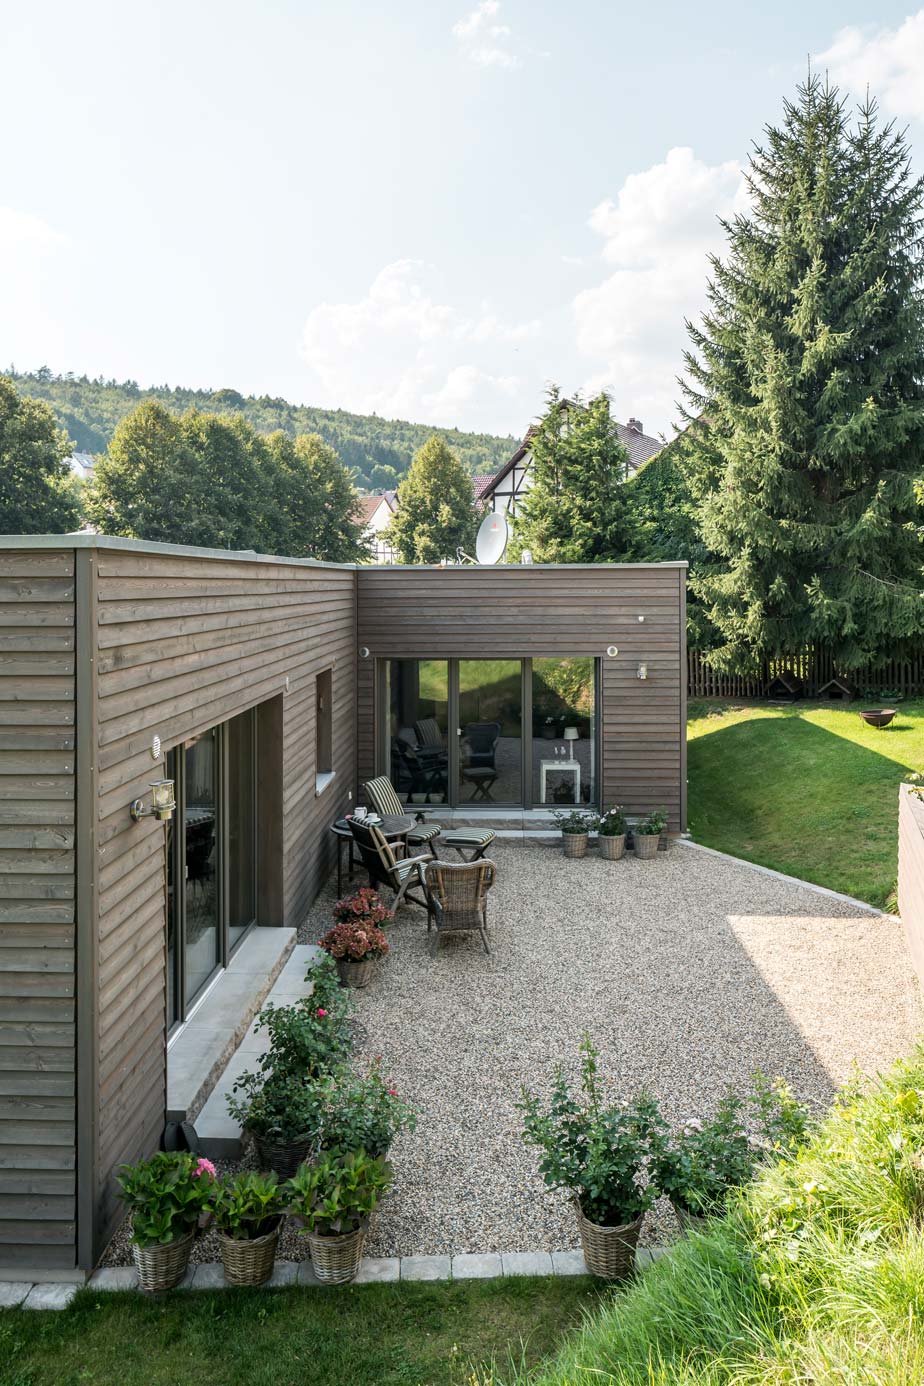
[348, 819, 430, 910]
[363, 777, 441, 855]
[424, 858, 496, 956]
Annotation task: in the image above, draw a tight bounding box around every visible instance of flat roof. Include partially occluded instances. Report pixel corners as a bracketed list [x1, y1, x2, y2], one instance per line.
[0, 532, 687, 571]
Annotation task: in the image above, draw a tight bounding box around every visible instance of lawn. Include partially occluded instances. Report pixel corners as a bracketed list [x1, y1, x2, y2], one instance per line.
[0, 1276, 602, 1386]
[687, 698, 924, 909]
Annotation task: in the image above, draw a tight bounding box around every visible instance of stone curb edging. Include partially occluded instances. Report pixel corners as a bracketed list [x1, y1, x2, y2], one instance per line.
[675, 837, 891, 917]
[6, 1247, 669, 1308]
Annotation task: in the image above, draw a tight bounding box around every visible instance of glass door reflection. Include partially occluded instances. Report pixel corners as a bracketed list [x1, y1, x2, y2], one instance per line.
[183, 729, 219, 1008]
[457, 659, 522, 804]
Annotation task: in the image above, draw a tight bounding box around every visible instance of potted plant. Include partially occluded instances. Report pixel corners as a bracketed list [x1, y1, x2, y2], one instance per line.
[117, 1152, 216, 1291]
[518, 1036, 660, 1279]
[286, 1147, 392, 1284]
[651, 1075, 810, 1232]
[318, 1059, 417, 1157]
[253, 981, 354, 1081]
[319, 916, 390, 990]
[633, 807, 667, 859]
[227, 1069, 326, 1178]
[595, 805, 627, 861]
[553, 809, 593, 859]
[211, 1169, 287, 1286]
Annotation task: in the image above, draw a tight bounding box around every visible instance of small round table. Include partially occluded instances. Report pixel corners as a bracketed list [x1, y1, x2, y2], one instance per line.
[331, 814, 417, 894]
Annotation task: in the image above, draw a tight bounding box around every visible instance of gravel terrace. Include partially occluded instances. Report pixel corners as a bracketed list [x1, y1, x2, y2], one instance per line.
[291, 837, 923, 1258]
[101, 837, 923, 1268]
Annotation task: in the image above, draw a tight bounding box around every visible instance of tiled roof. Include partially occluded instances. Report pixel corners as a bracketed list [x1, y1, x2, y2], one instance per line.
[478, 409, 663, 500]
[356, 494, 394, 524]
[472, 475, 496, 499]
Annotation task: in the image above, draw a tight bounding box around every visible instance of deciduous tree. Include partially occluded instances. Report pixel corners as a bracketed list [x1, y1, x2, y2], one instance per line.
[0, 375, 81, 534]
[386, 435, 476, 564]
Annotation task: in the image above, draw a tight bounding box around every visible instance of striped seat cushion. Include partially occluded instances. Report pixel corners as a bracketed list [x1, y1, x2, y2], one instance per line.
[442, 829, 496, 846]
[407, 823, 441, 845]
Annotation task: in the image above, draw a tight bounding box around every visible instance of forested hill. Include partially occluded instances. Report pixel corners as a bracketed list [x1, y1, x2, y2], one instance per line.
[8, 369, 517, 490]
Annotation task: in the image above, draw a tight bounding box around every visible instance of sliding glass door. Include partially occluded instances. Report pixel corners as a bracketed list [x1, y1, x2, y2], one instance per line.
[166, 707, 259, 1031]
[381, 658, 598, 810]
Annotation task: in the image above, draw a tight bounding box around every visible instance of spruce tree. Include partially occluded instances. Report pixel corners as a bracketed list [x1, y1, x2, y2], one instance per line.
[386, 435, 476, 564]
[512, 388, 639, 563]
[683, 78, 924, 671]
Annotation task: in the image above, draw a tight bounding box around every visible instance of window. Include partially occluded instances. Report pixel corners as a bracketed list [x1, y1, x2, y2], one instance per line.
[315, 668, 334, 794]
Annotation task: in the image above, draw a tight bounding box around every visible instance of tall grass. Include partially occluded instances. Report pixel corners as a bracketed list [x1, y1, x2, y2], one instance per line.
[488, 1049, 924, 1385]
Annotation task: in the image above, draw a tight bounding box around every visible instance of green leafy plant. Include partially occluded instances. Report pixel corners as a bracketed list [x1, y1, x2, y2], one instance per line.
[651, 1073, 811, 1216]
[254, 961, 353, 1080]
[210, 1170, 286, 1242]
[226, 1069, 327, 1146]
[518, 1035, 660, 1226]
[635, 808, 667, 836]
[286, 1148, 392, 1236]
[595, 805, 627, 836]
[117, 1152, 216, 1248]
[318, 1059, 417, 1156]
[318, 919, 390, 962]
[552, 809, 592, 835]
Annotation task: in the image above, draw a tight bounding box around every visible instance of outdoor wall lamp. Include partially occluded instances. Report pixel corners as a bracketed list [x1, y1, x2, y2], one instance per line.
[637, 663, 648, 681]
[130, 779, 176, 823]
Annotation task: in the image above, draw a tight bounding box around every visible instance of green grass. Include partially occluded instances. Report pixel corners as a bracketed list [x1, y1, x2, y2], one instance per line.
[687, 698, 924, 908]
[0, 1275, 601, 1386]
[492, 1047, 924, 1386]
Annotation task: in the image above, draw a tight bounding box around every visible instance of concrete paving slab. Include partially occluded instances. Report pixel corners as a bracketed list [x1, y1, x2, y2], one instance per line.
[550, 1250, 587, 1276]
[22, 1283, 78, 1310]
[353, 1257, 400, 1284]
[0, 1282, 33, 1307]
[88, 1267, 139, 1291]
[191, 1263, 225, 1290]
[502, 1251, 554, 1277]
[267, 1262, 298, 1287]
[400, 1255, 451, 1281]
[451, 1253, 503, 1279]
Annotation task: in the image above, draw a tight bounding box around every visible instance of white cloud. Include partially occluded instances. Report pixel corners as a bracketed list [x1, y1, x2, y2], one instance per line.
[299, 259, 536, 432]
[0, 207, 67, 251]
[452, 1, 520, 69]
[572, 147, 748, 436]
[816, 12, 924, 122]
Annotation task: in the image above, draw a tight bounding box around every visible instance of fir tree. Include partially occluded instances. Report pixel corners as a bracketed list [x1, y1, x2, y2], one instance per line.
[512, 388, 639, 564]
[386, 435, 476, 564]
[682, 78, 924, 671]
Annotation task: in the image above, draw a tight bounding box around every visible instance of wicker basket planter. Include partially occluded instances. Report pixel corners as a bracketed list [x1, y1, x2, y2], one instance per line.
[305, 1224, 366, 1285]
[598, 833, 626, 861]
[219, 1221, 282, 1287]
[671, 1201, 710, 1236]
[335, 955, 380, 990]
[562, 832, 589, 859]
[132, 1226, 196, 1292]
[253, 1133, 316, 1180]
[633, 832, 661, 860]
[574, 1204, 644, 1280]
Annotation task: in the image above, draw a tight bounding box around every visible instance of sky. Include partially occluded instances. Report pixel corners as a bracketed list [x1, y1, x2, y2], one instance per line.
[3, 1, 924, 442]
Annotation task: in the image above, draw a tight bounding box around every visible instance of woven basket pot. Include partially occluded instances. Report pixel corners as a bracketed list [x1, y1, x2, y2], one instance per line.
[633, 832, 661, 860]
[598, 833, 626, 861]
[253, 1133, 316, 1180]
[672, 1201, 711, 1235]
[305, 1224, 366, 1285]
[219, 1221, 281, 1287]
[562, 832, 588, 859]
[132, 1226, 195, 1292]
[335, 955, 380, 990]
[575, 1204, 644, 1280]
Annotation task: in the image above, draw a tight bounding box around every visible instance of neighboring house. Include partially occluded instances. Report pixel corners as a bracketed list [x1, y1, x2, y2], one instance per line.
[358, 491, 397, 563]
[67, 452, 96, 482]
[472, 474, 496, 511]
[479, 410, 663, 519]
[0, 532, 687, 1278]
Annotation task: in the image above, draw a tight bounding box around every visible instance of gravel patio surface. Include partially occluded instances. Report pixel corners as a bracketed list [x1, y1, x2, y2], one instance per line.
[292, 838, 922, 1257]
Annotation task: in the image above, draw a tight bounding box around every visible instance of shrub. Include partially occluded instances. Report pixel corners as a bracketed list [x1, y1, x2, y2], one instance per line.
[254, 984, 353, 1081]
[595, 805, 627, 836]
[519, 1035, 660, 1226]
[318, 1059, 416, 1156]
[117, 1152, 216, 1247]
[552, 809, 593, 835]
[635, 808, 667, 836]
[286, 1148, 392, 1236]
[211, 1170, 286, 1241]
[318, 919, 390, 962]
[226, 1069, 327, 1146]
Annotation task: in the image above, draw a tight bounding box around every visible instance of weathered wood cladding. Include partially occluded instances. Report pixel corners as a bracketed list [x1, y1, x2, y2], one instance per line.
[87, 547, 357, 1260]
[355, 564, 687, 830]
[0, 550, 77, 1270]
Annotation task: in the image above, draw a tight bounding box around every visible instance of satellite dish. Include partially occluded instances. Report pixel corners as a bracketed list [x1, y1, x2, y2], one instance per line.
[475, 511, 509, 565]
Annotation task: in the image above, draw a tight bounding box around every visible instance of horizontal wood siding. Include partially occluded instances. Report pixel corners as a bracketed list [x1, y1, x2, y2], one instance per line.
[90, 549, 356, 1261]
[0, 550, 76, 1271]
[356, 565, 686, 831]
[899, 784, 924, 987]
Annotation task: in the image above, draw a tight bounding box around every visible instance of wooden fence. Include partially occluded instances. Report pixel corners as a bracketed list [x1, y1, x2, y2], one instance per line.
[688, 646, 924, 700]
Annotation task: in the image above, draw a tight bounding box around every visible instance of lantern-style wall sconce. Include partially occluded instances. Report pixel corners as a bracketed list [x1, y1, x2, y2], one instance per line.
[130, 779, 176, 822]
[637, 663, 648, 681]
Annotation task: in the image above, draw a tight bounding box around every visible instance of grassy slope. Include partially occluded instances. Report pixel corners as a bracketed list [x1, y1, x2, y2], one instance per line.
[0, 1276, 601, 1386]
[497, 1047, 924, 1386]
[687, 699, 924, 909]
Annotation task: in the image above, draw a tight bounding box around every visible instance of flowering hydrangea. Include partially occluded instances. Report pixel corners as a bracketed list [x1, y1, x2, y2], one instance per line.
[319, 919, 390, 961]
[332, 887, 393, 930]
[193, 1157, 217, 1179]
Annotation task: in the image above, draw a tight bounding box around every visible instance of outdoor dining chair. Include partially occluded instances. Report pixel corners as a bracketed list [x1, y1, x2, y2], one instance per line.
[424, 858, 496, 956]
[414, 718, 445, 748]
[363, 776, 442, 855]
[348, 818, 430, 910]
